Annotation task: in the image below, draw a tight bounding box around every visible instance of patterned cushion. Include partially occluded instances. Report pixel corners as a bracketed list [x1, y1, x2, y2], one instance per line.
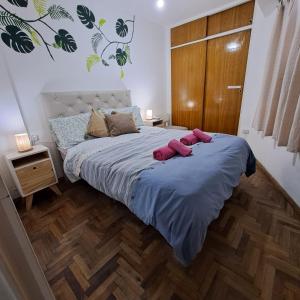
[49, 113, 90, 149]
[102, 106, 144, 127]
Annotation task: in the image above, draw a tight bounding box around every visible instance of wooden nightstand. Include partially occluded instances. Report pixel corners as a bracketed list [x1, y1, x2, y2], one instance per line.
[5, 145, 61, 210]
[143, 118, 166, 128]
[166, 125, 188, 130]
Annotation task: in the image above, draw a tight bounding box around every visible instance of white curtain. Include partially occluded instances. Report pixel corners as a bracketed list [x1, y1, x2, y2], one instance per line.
[253, 0, 300, 152]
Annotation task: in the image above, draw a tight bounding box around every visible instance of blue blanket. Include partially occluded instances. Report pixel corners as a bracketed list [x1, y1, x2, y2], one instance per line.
[130, 134, 256, 265]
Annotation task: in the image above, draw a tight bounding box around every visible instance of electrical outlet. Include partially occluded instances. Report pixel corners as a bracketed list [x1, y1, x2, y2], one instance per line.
[242, 129, 250, 135]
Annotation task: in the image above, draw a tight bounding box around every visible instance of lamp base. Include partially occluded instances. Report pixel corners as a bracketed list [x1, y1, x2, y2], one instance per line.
[17, 147, 33, 153]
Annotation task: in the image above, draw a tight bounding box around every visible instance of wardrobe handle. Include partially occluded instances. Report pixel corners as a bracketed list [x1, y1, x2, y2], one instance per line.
[227, 86, 242, 90]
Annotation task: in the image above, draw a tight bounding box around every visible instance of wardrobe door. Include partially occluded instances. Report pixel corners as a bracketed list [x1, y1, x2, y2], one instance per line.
[171, 17, 207, 47]
[203, 31, 251, 135]
[207, 1, 254, 36]
[171, 42, 207, 129]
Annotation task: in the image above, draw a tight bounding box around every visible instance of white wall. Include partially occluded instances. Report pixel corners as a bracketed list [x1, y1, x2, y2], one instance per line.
[0, 53, 26, 198]
[239, 0, 300, 205]
[0, 0, 167, 194]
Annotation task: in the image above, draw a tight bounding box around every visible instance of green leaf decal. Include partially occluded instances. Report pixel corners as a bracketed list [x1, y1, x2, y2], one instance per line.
[54, 29, 77, 52]
[120, 69, 125, 80]
[48, 5, 74, 21]
[116, 48, 127, 66]
[98, 18, 106, 27]
[1, 25, 34, 53]
[86, 54, 100, 72]
[91, 32, 102, 53]
[0, 11, 31, 33]
[29, 30, 41, 46]
[77, 14, 135, 73]
[7, 0, 28, 7]
[77, 5, 95, 29]
[116, 19, 128, 37]
[52, 41, 61, 48]
[32, 0, 47, 16]
[125, 45, 132, 64]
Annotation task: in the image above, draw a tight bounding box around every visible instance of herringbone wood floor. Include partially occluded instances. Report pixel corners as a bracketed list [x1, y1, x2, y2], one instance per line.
[18, 167, 300, 300]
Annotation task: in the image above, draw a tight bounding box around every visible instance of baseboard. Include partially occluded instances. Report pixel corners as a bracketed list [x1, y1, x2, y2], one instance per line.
[256, 161, 300, 214]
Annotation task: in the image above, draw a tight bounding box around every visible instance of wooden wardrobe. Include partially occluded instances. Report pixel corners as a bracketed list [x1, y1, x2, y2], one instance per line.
[171, 1, 254, 135]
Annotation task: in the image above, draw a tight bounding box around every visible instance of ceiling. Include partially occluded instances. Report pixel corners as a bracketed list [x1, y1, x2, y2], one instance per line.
[117, 0, 250, 27]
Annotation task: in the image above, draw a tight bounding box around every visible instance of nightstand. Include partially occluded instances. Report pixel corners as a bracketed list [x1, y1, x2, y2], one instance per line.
[5, 145, 61, 210]
[143, 118, 166, 128]
[166, 125, 188, 130]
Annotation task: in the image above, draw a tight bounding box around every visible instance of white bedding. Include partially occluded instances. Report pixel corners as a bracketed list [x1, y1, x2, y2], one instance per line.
[63, 126, 190, 204]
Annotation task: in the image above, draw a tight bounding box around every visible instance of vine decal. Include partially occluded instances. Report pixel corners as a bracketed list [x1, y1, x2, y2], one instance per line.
[76, 5, 135, 79]
[0, 0, 77, 60]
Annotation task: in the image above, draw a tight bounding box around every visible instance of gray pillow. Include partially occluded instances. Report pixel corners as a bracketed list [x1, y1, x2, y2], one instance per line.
[102, 106, 144, 127]
[105, 113, 139, 136]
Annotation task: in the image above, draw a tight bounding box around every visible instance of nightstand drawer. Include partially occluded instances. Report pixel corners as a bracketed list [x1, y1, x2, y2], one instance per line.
[16, 159, 56, 195]
[143, 119, 165, 127]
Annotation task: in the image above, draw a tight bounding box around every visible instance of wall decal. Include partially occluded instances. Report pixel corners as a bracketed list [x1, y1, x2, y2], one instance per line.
[76, 5, 135, 79]
[0, 0, 77, 60]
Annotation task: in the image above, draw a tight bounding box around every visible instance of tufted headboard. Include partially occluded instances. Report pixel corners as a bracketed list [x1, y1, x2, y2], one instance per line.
[42, 90, 132, 119]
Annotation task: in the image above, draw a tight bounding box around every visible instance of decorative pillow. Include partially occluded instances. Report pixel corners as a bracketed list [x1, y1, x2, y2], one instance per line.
[105, 112, 139, 136]
[87, 108, 109, 138]
[102, 106, 144, 127]
[49, 113, 90, 149]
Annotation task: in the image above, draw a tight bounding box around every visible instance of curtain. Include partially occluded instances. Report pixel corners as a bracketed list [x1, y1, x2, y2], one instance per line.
[253, 0, 300, 152]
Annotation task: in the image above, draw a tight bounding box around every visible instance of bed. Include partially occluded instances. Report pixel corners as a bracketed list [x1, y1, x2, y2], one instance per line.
[43, 90, 256, 265]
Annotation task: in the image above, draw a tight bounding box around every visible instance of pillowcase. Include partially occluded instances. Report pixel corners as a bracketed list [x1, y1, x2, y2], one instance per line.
[49, 113, 90, 149]
[102, 106, 144, 127]
[105, 112, 139, 136]
[87, 108, 109, 138]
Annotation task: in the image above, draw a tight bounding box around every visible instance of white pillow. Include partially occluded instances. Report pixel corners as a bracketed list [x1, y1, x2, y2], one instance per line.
[49, 113, 90, 149]
[102, 106, 144, 127]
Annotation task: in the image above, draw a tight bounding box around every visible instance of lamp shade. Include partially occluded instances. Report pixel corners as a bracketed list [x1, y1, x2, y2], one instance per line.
[146, 109, 153, 120]
[15, 133, 33, 152]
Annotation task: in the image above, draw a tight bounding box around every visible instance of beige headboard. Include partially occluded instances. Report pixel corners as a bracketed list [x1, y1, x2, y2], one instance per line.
[42, 90, 132, 119]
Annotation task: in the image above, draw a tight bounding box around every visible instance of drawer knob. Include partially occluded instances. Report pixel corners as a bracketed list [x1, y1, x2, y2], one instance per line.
[33, 167, 37, 170]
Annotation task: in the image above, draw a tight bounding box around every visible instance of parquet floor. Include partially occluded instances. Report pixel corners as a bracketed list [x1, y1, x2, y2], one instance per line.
[18, 167, 300, 300]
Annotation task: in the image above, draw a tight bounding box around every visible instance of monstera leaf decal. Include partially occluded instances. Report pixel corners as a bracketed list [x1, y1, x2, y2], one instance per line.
[0, 1, 76, 60]
[116, 19, 128, 37]
[77, 4, 135, 78]
[55, 29, 77, 52]
[7, 0, 28, 7]
[1, 25, 34, 53]
[77, 5, 95, 29]
[116, 48, 127, 66]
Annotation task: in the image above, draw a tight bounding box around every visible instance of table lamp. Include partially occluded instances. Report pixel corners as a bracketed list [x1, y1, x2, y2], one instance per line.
[15, 133, 33, 152]
[146, 109, 153, 120]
